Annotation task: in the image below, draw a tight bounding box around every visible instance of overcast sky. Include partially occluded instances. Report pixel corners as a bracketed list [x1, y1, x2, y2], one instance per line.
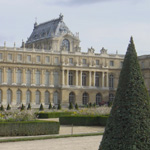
[0, 0, 149, 55]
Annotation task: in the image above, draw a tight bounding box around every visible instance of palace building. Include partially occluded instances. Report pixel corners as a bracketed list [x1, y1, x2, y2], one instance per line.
[0, 14, 149, 107]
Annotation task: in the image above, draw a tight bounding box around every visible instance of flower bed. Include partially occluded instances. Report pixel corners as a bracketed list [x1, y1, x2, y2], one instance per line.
[0, 120, 60, 136]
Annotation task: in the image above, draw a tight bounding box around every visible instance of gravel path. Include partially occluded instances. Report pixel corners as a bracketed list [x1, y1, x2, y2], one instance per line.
[0, 135, 103, 150]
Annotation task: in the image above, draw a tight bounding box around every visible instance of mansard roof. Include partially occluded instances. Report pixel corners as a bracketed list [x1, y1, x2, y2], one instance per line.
[26, 14, 72, 44]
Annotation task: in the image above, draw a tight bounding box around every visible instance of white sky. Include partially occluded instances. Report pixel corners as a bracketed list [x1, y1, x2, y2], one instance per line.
[0, 0, 150, 55]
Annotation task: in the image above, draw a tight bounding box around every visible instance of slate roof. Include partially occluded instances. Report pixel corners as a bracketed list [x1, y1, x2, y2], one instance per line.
[26, 15, 72, 44]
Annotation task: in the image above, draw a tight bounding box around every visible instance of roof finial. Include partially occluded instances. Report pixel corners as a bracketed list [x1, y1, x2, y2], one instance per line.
[34, 17, 38, 28]
[59, 13, 63, 21]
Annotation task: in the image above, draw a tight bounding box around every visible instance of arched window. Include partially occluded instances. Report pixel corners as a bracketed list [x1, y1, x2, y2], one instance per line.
[26, 70, 31, 86]
[53, 92, 58, 105]
[82, 92, 88, 105]
[69, 71, 73, 85]
[36, 70, 40, 86]
[54, 71, 59, 86]
[36, 90, 41, 104]
[17, 69, 22, 85]
[69, 92, 75, 104]
[16, 90, 22, 104]
[7, 89, 12, 104]
[45, 91, 50, 105]
[62, 39, 70, 51]
[0, 69, 2, 84]
[96, 93, 102, 105]
[45, 71, 50, 86]
[7, 69, 12, 84]
[0, 90, 2, 104]
[109, 74, 114, 88]
[26, 90, 31, 104]
[82, 72, 86, 86]
[95, 73, 100, 87]
[109, 93, 115, 102]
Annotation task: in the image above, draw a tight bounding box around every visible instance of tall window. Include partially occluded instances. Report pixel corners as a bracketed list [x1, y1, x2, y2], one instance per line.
[36, 56, 40, 63]
[17, 54, 22, 62]
[27, 55, 31, 62]
[54, 71, 59, 86]
[54, 57, 59, 64]
[0, 53, 3, 60]
[26, 90, 31, 104]
[36, 70, 40, 86]
[69, 58, 73, 65]
[36, 90, 41, 104]
[109, 93, 115, 102]
[0, 69, 2, 84]
[82, 92, 88, 105]
[53, 92, 58, 105]
[45, 91, 50, 105]
[7, 69, 12, 84]
[7, 89, 12, 104]
[82, 72, 86, 86]
[16, 90, 22, 105]
[69, 92, 75, 104]
[109, 74, 114, 88]
[82, 59, 86, 65]
[26, 70, 31, 86]
[0, 90, 2, 104]
[17, 69, 22, 85]
[45, 56, 50, 63]
[45, 71, 50, 86]
[96, 93, 102, 105]
[96, 60, 99, 65]
[8, 54, 12, 61]
[110, 61, 114, 66]
[62, 39, 70, 51]
[95, 73, 100, 87]
[69, 71, 73, 85]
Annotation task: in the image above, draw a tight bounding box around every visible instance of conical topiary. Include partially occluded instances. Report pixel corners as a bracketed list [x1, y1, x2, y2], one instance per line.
[99, 37, 150, 150]
[48, 102, 52, 109]
[68, 102, 73, 109]
[57, 103, 61, 110]
[27, 103, 31, 110]
[20, 104, 25, 111]
[75, 103, 78, 110]
[6, 104, 11, 110]
[39, 103, 44, 111]
[0, 105, 4, 111]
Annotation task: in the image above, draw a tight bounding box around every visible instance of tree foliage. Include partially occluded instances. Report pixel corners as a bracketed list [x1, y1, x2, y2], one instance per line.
[99, 37, 150, 150]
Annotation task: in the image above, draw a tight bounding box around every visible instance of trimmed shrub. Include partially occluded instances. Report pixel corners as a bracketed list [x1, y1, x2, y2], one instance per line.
[6, 104, 11, 110]
[20, 104, 25, 111]
[75, 103, 78, 110]
[92, 103, 96, 107]
[37, 112, 73, 118]
[39, 103, 44, 111]
[57, 104, 61, 110]
[0, 105, 4, 111]
[27, 103, 31, 110]
[89, 103, 92, 108]
[48, 103, 52, 109]
[59, 115, 108, 126]
[68, 102, 73, 109]
[0, 120, 59, 136]
[99, 37, 150, 150]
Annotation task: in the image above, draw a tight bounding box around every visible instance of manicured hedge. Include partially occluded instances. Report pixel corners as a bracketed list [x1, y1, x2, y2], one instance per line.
[59, 115, 109, 126]
[0, 120, 59, 136]
[37, 112, 73, 118]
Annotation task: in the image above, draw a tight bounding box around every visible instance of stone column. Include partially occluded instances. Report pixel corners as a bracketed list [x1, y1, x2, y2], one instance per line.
[50, 70, 53, 87]
[22, 68, 26, 86]
[41, 69, 45, 86]
[89, 71, 91, 87]
[62, 69, 64, 86]
[80, 71, 82, 86]
[12, 68, 17, 85]
[50, 92, 53, 105]
[93, 71, 96, 86]
[3, 67, 7, 85]
[102, 72, 105, 88]
[31, 69, 36, 86]
[76, 70, 78, 86]
[106, 72, 109, 87]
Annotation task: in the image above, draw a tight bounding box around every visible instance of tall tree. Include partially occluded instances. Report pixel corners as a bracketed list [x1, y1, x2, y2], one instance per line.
[99, 37, 150, 150]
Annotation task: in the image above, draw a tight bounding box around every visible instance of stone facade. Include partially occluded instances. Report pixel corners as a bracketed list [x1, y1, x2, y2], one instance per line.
[0, 15, 148, 107]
